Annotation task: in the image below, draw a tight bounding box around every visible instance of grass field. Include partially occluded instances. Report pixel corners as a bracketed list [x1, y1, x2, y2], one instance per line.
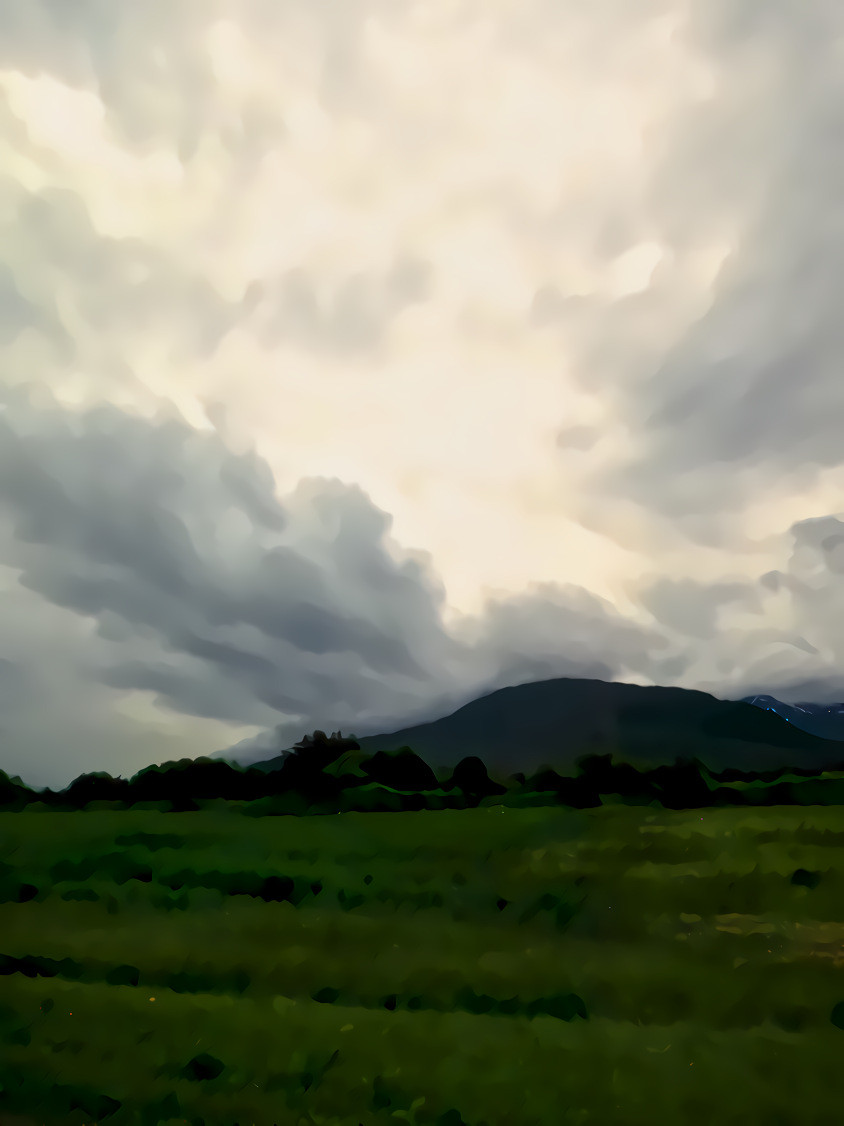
[2, 801, 844, 1124]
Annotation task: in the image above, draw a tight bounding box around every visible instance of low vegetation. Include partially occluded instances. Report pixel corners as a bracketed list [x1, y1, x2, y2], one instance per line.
[2, 798, 844, 1122]
[6, 728, 844, 817]
[3, 732, 844, 1122]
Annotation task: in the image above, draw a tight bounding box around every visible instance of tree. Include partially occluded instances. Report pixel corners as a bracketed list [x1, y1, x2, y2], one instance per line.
[447, 757, 506, 800]
[361, 747, 439, 791]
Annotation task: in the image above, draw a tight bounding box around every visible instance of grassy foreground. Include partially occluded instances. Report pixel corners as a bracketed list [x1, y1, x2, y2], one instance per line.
[1, 802, 844, 1124]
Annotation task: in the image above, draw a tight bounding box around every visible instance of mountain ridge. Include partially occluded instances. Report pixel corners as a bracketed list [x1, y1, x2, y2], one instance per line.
[742, 694, 844, 740]
[221, 676, 844, 777]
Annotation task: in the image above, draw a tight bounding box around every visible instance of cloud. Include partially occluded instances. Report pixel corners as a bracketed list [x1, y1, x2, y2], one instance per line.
[448, 581, 682, 691]
[0, 388, 681, 782]
[0, 1, 223, 160]
[588, 1, 844, 541]
[627, 511, 844, 704]
[637, 577, 760, 641]
[0, 561, 246, 789]
[2, 1, 843, 784]
[8, 185, 241, 364]
[0, 386, 455, 715]
[0, 0, 721, 615]
[245, 256, 434, 356]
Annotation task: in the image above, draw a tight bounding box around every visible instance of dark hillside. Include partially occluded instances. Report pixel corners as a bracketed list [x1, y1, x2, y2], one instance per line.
[348, 677, 844, 775]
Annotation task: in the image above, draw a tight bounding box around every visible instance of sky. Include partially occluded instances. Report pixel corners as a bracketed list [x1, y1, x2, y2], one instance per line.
[2, 0, 844, 788]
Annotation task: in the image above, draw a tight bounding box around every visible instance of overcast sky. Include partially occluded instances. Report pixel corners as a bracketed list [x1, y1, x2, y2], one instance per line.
[2, 1, 844, 787]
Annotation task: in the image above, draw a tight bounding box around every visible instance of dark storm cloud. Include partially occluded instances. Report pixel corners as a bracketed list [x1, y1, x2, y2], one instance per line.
[0, 386, 455, 731]
[100, 659, 264, 726]
[0, 568, 250, 789]
[0, 388, 681, 778]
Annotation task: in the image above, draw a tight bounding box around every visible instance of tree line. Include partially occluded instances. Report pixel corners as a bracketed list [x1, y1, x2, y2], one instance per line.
[3, 729, 844, 813]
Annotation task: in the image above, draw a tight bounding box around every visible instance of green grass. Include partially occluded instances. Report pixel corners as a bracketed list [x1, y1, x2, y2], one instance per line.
[2, 803, 844, 1124]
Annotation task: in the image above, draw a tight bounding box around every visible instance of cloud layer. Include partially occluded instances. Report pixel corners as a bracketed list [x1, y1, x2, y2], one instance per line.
[0, 385, 679, 783]
[1, 1, 844, 784]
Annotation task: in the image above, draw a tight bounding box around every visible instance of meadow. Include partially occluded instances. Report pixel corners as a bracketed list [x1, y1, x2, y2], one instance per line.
[1, 800, 844, 1124]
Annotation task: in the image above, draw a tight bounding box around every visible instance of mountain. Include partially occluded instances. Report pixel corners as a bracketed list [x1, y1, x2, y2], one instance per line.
[234, 676, 844, 778]
[353, 677, 844, 775]
[742, 695, 844, 741]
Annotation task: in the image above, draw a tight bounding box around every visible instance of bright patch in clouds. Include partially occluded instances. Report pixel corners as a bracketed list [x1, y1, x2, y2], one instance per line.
[608, 242, 665, 298]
